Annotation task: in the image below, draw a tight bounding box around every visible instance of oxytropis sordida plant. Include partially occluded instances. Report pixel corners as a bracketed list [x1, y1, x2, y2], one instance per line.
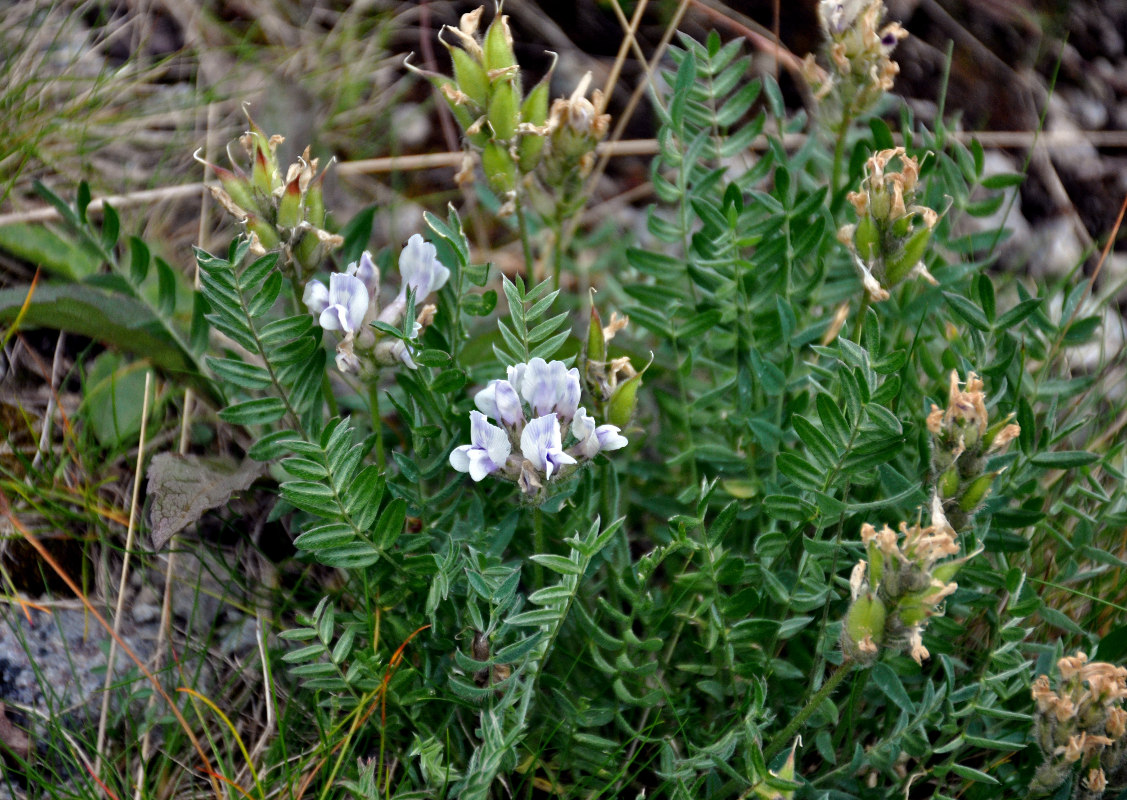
[169, 0, 1116, 796]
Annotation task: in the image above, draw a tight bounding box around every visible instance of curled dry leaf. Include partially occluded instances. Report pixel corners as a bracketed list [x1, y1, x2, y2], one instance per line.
[146, 454, 265, 549]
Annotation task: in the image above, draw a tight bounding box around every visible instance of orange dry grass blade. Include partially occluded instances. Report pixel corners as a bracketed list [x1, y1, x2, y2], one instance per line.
[0, 491, 223, 800]
[81, 757, 122, 800]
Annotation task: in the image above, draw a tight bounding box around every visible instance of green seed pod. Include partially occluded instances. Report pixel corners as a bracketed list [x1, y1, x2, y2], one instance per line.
[292, 228, 320, 272]
[488, 77, 521, 140]
[853, 215, 880, 261]
[483, 14, 517, 73]
[482, 141, 517, 192]
[869, 185, 891, 221]
[276, 176, 303, 230]
[522, 73, 550, 127]
[897, 594, 931, 625]
[884, 226, 931, 286]
[244, 214, 280, 251]
[305, 173, 326, 228]
[212, 166, 256, 218]
[249, 137, 278, 196]
[891, 214, 912, 238]
[449, 45, 489, 109]
[607, 367, 643, 429]
[516, 77, 550, 171]
[517, 132, 546, 173]
[866, 543, 884, 585]
[586, 300, 606, 368]
[842, 593, 886, 665]
[958, 472, 997, 512]
[931, 559, 963, 583]
[938, 467, 960, 499]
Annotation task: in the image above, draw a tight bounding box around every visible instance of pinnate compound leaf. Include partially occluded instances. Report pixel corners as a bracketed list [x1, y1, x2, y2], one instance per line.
[147, 454, 265, 549]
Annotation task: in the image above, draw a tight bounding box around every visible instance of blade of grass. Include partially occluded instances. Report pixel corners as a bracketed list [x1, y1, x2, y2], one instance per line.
[95, 370, 153, 777]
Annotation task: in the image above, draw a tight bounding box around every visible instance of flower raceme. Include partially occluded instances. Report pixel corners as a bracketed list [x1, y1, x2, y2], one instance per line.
[841, 496, 977, 667]
[302, 235, 450, 374]
[1030, 652, 1127, 797]
[196, 110, 341, 278]
[450, 357, 627, 499]
[837, 147, 940, 302]
[802, 0, 908, 132]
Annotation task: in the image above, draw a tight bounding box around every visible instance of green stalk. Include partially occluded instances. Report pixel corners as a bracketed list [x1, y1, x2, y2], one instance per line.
[514, 193, 537, 285]
[533, 507, 546, 586]
[369, 381, 386, 471]
[764, 660, 856, 762]
[852, 292, 871, 343]
[830, 124, 849, 201]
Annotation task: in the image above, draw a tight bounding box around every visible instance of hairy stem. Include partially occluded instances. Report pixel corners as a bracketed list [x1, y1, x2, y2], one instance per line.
[765, 660, 856, 762]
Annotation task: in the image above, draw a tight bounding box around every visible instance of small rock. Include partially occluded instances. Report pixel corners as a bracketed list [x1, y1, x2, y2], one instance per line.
[1030, 216, 1084, 280]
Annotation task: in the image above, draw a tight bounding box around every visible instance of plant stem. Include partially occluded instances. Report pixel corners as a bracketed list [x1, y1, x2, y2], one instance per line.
[514, 193, 537, 284]
[852, 292, 870, 343]
[369, 381, 386, 471]
[533, 507, 546, 586]
[551, 220, 564, 293]
[830, 125, 849, 201]
[764, 660, 856, 762]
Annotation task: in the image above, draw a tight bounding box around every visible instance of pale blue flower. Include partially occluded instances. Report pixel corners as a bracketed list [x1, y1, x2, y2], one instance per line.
[347, 250, 380, 299]
[570, 407, 628, 459]
[449, 411, 512, 481]
[313, 273, 369, 334]
[302, 279, 330, 315]
[474, 379, 525, 428]
[521, 358, 581, 421]
[398, 234, 451, 300]
[520, 413, 576, 480]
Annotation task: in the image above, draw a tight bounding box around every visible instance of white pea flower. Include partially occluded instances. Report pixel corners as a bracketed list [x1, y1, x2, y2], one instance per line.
[570, 407, 628, 458]
[316, 273, 368, 334]
[520, 413, 576, 480]
[302, 278, 330, 315]
[474, 379, 525, 428]
[347, 250, 380, 298]
[521, 357, 581, 422]
[449, 411, 512, 481]
[398, 234, 451, 299]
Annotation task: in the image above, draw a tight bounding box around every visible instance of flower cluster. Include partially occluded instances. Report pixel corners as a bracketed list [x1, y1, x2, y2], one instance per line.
[841, 496, 977, 667]
[1030, 652, 1127, 797]
[449, 357, 627, 499]
[838, 147, 939, 302]
[541, 72, 611, 192]
[302, 235, 450, 374]
[802, 0, 908, 132]
[407, 5, 550, 197]
[196, 111, 340, 279]
[927, 370, 1020, 531]
[408, 5, 609, 217]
